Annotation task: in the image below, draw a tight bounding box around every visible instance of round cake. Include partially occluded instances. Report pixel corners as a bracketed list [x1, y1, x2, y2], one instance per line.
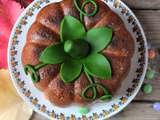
[22, 0, 134, 107]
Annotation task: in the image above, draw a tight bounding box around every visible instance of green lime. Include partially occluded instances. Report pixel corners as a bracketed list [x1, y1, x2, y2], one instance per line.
[142, 83, 153, 94]
[145, 70, 155, 80]
[79, 107, 89, 114]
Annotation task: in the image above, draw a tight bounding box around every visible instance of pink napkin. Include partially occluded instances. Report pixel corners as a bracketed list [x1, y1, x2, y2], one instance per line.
[0, 1, 33, 120]
[0, 0, 24, 68]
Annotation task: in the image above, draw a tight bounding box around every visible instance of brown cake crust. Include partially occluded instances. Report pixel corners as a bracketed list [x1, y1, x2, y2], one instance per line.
[44, 74, 74, 107]
[34, 65, 59, 91]
[27, 22, 59, 46]
[22, 43, 46, 65]
[74, 73, 90, 104]
[36, 3, 64, 34]
[22, 0, 134, 106]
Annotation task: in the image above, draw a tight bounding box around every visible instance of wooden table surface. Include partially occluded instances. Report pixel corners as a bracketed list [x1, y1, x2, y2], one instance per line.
[30, 0, 160, 119]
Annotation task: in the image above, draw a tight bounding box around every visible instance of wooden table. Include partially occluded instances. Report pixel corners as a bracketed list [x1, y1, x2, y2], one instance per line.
[30, 0, 160, 119]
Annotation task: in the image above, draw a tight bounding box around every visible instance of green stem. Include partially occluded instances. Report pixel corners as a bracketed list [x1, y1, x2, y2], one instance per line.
[24, 65, 39, 83]
[34, 63, 47, 70]
[24, 65, 34, 75]
[82, 69, 97, 100]
[82, 67, 112, 101]
[74, 0, 98, 22]
[24, 63, 47, 83]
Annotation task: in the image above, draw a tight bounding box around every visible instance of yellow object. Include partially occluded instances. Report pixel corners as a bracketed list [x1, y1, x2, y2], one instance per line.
[0, 69, 33, 120]
[114, 0, 120, 8]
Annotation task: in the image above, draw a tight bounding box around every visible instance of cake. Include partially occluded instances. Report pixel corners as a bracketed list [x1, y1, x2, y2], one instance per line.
[22, 0, 134, 107]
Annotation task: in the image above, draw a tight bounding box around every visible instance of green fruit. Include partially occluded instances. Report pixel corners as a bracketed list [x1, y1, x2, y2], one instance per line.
[79, 107, 89, 114]
[142, 83, 153, 94]
[145, 70, 155, 80]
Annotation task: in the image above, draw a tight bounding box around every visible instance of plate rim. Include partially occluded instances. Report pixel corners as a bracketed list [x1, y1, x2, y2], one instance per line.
[8, 0, 148, 119]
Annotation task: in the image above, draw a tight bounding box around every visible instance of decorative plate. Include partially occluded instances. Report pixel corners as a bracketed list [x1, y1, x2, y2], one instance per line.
[8, 0, 148, 119]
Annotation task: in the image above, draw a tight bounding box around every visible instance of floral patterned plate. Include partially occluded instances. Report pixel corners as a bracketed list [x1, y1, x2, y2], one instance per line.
[8, 0, 148, 119]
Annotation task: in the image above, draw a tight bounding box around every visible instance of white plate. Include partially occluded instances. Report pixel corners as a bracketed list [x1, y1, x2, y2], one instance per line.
[8, 0, 148, 119]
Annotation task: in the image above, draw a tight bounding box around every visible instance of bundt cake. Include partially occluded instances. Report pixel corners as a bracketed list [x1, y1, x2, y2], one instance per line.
[22, 0, 134, 107]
